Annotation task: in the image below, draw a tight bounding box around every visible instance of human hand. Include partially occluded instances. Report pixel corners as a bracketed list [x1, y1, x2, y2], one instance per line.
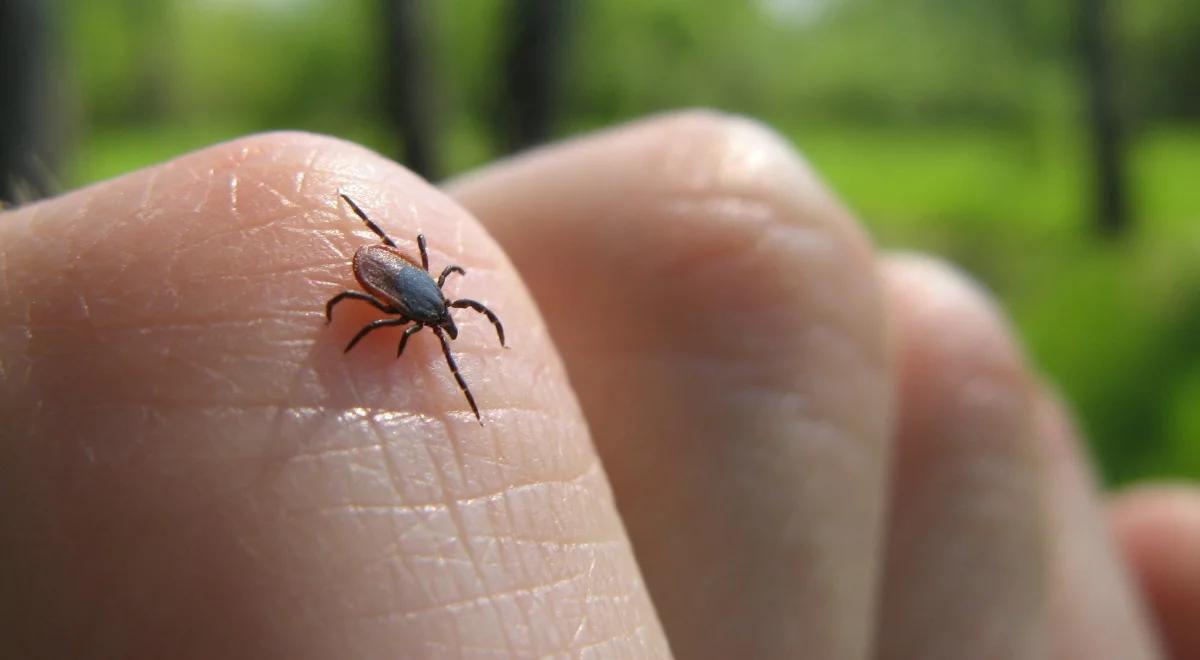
[2, 112, 1196, 658]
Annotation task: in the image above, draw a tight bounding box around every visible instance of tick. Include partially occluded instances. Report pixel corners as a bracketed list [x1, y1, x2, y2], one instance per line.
[326, 193, 505, 424]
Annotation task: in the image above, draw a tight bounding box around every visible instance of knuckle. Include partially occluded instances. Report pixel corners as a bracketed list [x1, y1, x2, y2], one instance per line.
[638, 110, 879, 293]
[647, 109, 862, 236]
[885, 253, 1034, 436]
[630, 111, 885, 353]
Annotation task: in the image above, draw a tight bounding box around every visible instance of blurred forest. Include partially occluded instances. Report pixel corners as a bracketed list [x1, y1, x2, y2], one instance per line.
[4, 0, 1199, 483]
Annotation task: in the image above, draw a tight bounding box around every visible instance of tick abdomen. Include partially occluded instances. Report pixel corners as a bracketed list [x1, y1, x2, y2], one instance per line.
[353, 245, 445, 321]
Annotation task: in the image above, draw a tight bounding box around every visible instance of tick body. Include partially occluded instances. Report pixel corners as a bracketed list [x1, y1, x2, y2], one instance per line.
[326, 194, 506, 424]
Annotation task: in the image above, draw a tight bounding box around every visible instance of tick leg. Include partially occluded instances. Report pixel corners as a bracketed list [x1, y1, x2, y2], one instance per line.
[344, 318, 410, 353]
[417, 234, 430, 271]
[397, 323, 424, 357]
[340, 193, 396, 247]
[433, 326, 482, 424]
[326, 291, 393, 322]
[450, 298, 506, 347]
[437, 264, 466, 288]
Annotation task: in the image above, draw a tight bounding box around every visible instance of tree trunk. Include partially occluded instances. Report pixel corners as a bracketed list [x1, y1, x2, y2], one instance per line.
[0, 0, 59, 203]
[381, 0, 440, 180]
[499, 0, 575, 152]
[1079, 0, 1129, 236]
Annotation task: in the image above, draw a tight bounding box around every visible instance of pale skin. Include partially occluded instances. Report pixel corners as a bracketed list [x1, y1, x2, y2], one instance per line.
[0, 112, 1196, 658]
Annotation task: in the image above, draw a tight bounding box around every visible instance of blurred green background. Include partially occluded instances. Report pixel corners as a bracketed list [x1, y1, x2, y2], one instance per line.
[5, 0, 1199, 484]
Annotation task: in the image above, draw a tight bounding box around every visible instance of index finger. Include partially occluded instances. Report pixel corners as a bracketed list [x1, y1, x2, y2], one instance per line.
[0, 133, 669, 657]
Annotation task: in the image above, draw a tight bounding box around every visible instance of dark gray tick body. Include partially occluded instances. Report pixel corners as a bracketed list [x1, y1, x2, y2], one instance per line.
[354, 245, 457, 336]
[326, 194, 506, 424]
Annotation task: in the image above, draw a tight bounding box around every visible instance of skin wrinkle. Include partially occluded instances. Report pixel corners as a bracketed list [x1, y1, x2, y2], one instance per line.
[484, 492, 568, 652]
[338, 420, 609, 652]
[403, 396, 524, 657]
[331, 353, 480, 624]
[0, 133, 666, 658]
[361, 527, 629, 644]
[486, 406, 541, 650]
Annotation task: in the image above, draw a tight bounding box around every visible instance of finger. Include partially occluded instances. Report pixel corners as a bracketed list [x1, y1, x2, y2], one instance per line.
[0, 134, 669, 657]
[1110, 485, 1200, 659]
[1035, 389, 1161, 659]
[452, 111, 893, 659]
[876, 255, 1047, 659]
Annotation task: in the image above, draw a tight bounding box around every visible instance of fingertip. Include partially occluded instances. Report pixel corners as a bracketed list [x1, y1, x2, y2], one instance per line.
[1111, 485, 1200, 571]
[877, 252, 1047, 659]
[881, 252, 1036, 459]
[1109, 484, 1200, 659]
[883, 253, 1028, 373]
[1110, 484, 1200, 573]
[0, 131, 670, 656]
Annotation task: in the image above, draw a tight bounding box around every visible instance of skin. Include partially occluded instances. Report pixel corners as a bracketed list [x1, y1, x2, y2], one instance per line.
[1110, 486, 1200, 660]
[0, 112, 1196, 658]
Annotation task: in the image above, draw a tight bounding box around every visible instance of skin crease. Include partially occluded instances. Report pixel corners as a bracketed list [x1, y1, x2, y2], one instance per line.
[1, 112, 1197, 658]
[0, 133, 670, 658]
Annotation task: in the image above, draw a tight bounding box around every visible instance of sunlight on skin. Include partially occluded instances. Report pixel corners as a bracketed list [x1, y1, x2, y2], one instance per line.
[2, 114, 1194, 659]
[453, 111, 892, 660]
[0, 133, 668, 658]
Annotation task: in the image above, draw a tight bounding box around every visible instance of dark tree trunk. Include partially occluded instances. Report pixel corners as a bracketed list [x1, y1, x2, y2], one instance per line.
[0, 0, 59, 203]
[1079, 0, 1129, 236]
[499, 0, 575, 152]
[381, 0, 440, 180]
